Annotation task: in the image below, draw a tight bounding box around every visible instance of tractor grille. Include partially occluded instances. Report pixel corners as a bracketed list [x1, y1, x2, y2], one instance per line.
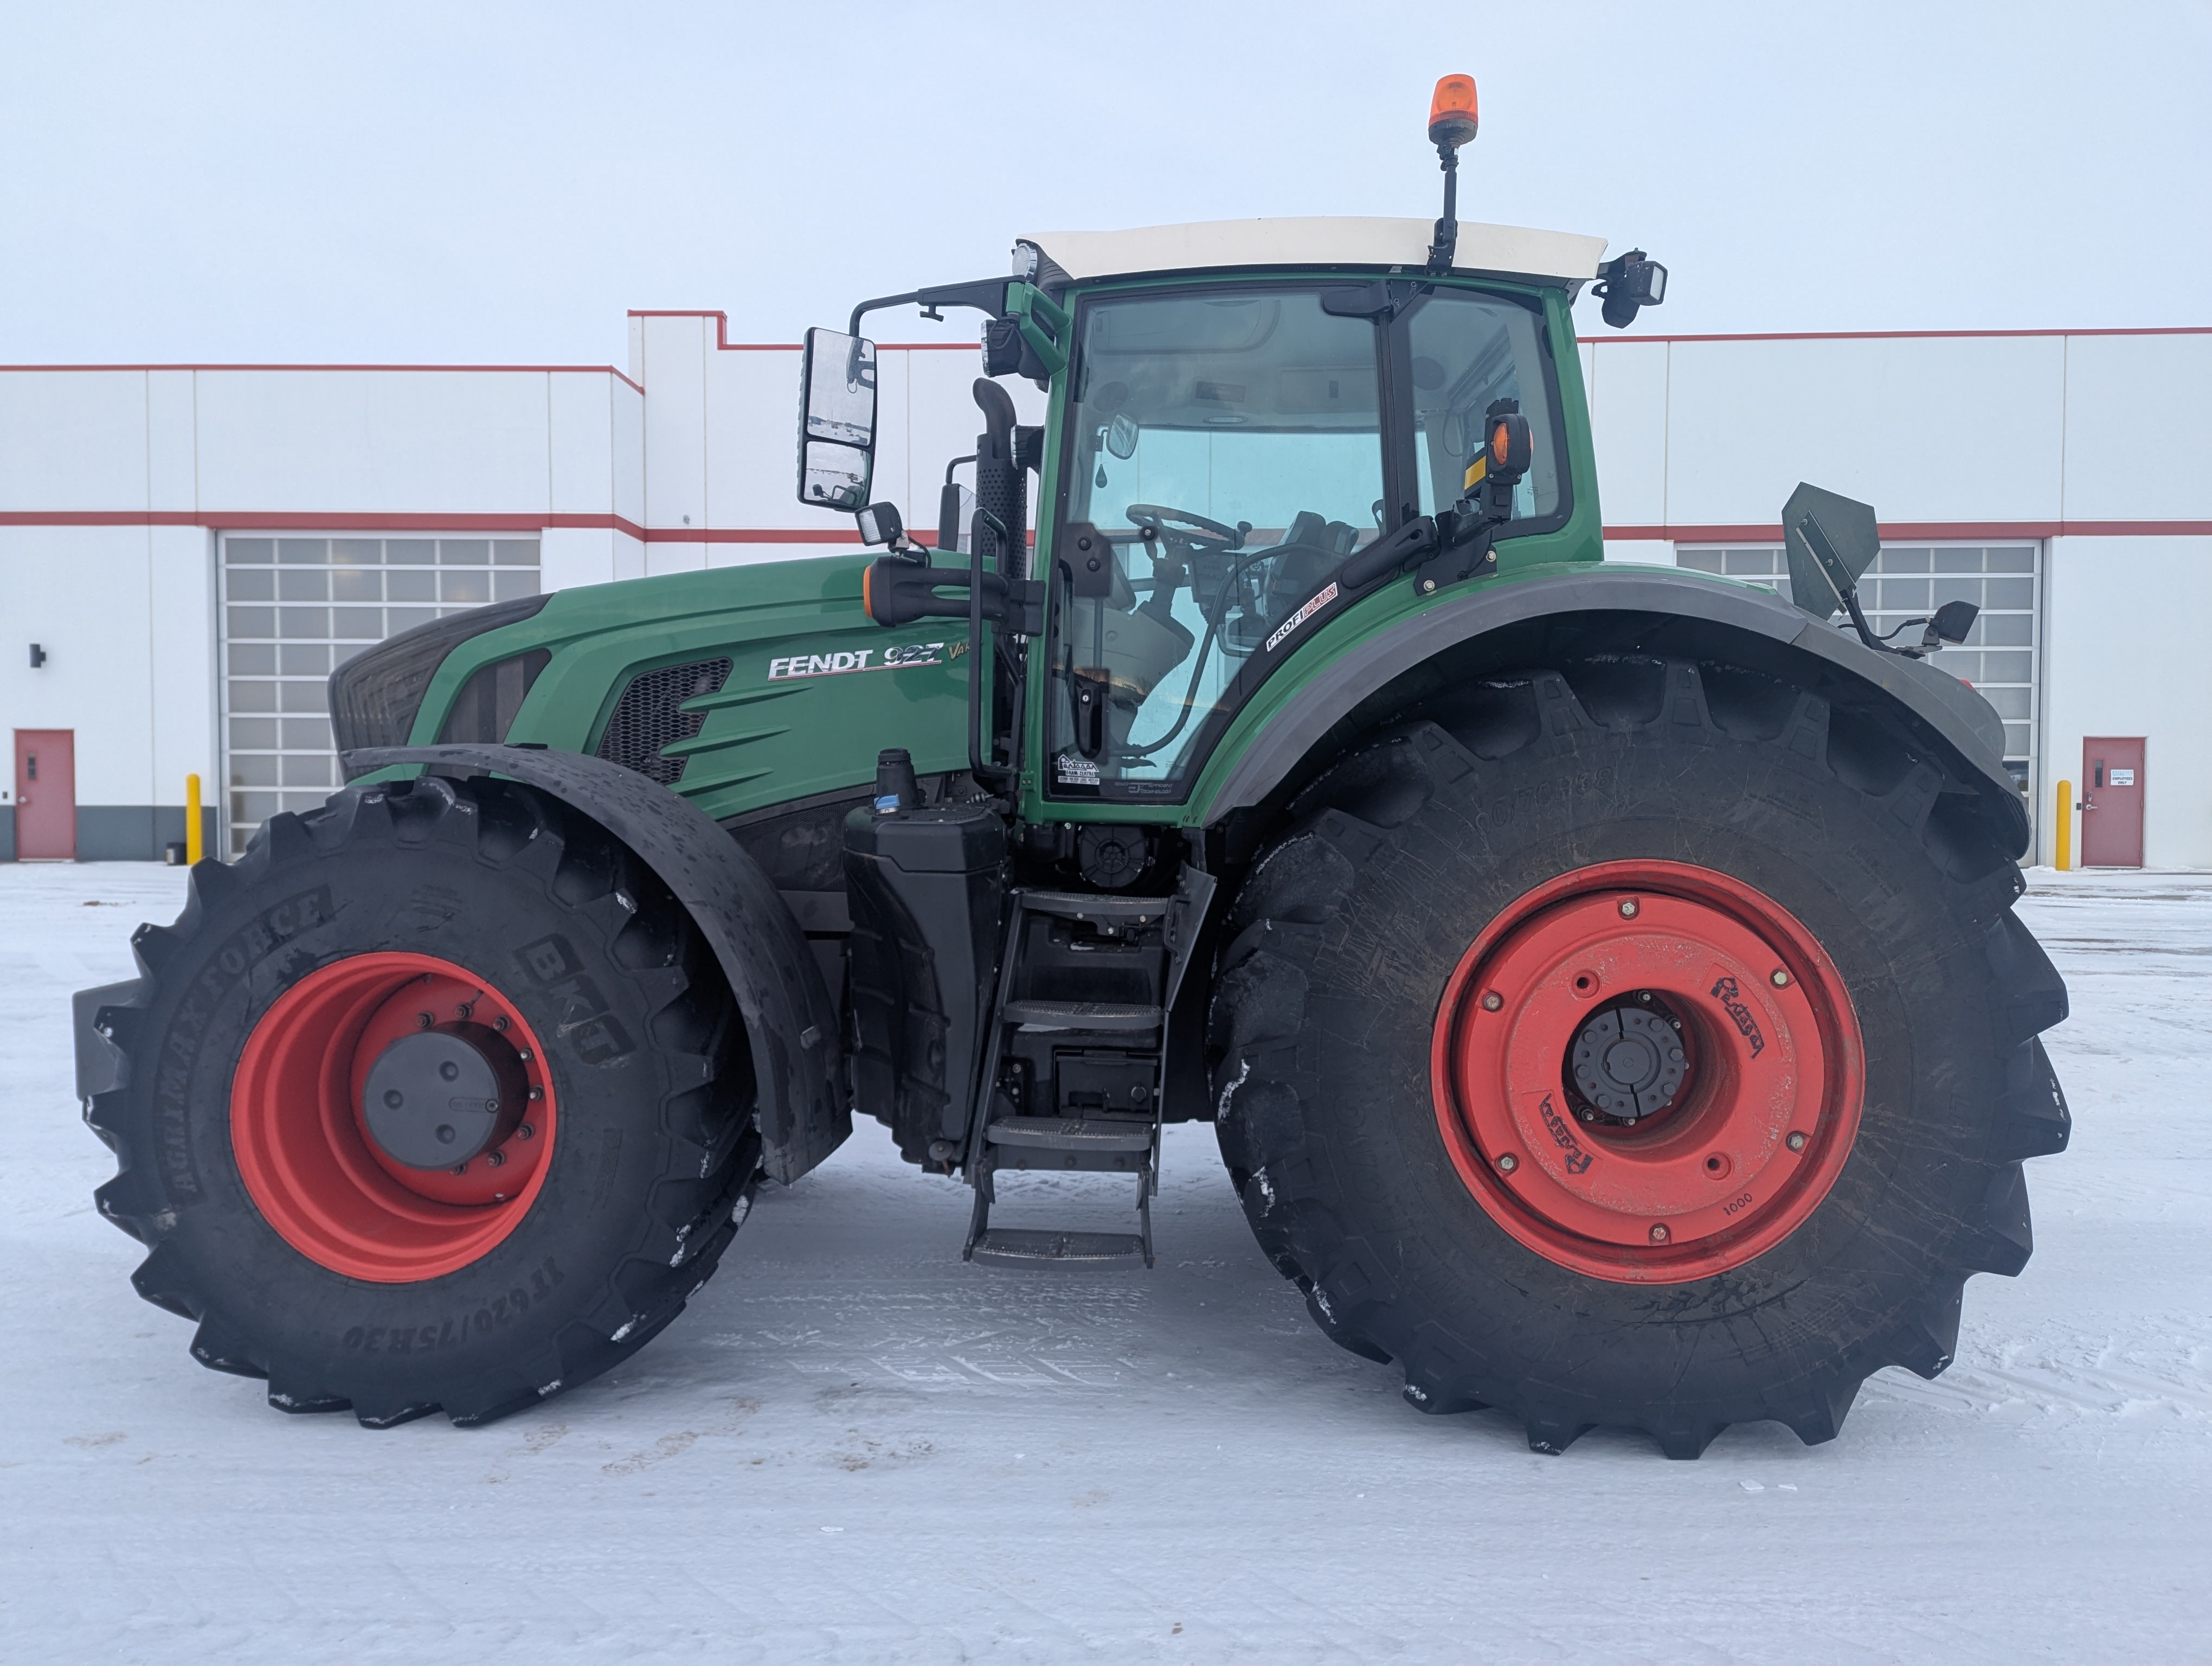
[594, 657, 732, 786]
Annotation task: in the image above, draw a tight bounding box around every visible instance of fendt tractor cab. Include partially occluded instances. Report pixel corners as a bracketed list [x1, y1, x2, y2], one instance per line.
[76, 77, 2069, 1457]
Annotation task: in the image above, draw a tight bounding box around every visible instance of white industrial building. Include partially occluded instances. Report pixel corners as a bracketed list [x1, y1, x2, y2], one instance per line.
[3, 299, 2207, 866]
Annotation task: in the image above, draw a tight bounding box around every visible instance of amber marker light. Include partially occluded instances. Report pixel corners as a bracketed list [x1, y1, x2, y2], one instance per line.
[1428, 74, 1480, 149]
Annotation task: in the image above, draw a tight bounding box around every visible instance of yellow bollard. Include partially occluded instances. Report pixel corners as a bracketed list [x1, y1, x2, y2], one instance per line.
[185, 773, 204, 866]
[2053, 778, 2071, 872]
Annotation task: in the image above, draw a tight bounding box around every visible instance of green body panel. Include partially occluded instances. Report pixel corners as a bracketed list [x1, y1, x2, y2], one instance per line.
[384, 277, 1673, 831]
[399, 556, 972, 822]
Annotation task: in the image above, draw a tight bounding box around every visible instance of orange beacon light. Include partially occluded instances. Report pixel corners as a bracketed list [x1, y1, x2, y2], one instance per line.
[1429, 75, 1479, 150]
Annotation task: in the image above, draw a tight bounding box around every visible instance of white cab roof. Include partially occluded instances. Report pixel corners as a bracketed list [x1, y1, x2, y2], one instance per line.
[1023, 216, 1607, 286]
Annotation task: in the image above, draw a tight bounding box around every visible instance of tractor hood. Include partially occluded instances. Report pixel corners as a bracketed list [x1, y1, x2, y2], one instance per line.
[339, 553, 974, 825]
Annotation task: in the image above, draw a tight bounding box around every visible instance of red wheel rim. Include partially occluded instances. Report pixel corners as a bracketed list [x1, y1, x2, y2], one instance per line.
[1430, 860, 1863, 1284]
[231, 952, 558, 1283]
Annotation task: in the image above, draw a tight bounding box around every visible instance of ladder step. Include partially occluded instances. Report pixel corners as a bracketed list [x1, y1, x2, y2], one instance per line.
[969, 1228, 1149, 1265]
[1017, 889, 1169, 924]
[987, 1116, 1156, 1152]
[1001, 1000, 1163, 1031]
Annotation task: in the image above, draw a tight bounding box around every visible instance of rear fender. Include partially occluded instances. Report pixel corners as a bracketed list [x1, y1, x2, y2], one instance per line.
[345, 744, 849, 1184]
[1201, 567, 2030, 857]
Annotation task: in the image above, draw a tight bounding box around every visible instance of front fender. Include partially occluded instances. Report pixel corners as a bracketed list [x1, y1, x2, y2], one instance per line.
[344, 743, 849, 1185]
[1199, 566, 2028, 857]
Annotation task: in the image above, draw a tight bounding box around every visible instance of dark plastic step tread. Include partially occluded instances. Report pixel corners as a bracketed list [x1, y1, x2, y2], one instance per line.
[1017, 889, 1171, 922]
[969, 1228, 1149, 1265]
[1001, 1000, 1163, 1031]
[986, 1117, 1157, 1151]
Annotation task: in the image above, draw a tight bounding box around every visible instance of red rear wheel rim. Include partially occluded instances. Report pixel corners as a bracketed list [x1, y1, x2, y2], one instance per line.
[231, 951, 558, 1283]
[1430, 860, 1863, 1284]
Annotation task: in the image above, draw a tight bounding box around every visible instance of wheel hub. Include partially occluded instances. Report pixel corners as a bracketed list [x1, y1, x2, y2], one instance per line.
[1429, 860, 1863, 1284]
[1569, 1002, 1686, 1122]
[362, 1024, 528, 1169]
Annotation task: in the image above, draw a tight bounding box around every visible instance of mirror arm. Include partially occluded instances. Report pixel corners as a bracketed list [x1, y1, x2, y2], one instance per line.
[847, 277, 1012, 338]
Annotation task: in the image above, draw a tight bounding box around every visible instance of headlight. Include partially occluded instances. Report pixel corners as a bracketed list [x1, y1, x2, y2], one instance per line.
[329, 594, 550, 778]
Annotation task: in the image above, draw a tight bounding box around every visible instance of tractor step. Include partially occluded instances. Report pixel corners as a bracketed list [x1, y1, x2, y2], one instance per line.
[986, 1116, 1156, 1151]
[1001, 1001, 1163, 1031]
[969, 1228, 1152, 1266]
[1017, 889, 1172, 925]
[958, 875, 1214, 1274]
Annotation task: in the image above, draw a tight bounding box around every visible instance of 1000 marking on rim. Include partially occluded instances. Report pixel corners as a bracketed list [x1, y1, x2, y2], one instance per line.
[1430, 859, 1865, 1283]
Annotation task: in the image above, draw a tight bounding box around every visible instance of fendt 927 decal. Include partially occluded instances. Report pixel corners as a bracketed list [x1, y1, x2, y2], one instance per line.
[767, 641, 948, 681]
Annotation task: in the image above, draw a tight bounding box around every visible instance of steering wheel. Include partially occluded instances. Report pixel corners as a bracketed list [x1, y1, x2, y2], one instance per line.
[1126, 504, 1244, 555]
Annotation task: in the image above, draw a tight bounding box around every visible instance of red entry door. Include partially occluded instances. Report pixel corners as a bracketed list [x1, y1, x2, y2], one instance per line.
[2081, 737, 2145, 868]
[14, 730, 76, 861]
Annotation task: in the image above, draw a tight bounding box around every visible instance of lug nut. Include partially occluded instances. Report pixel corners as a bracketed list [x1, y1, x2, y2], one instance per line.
[451, 1163, 468, 1176]
[1496, 1153, 1519, 1174]
[517, 1122, 535, 1140]
[416, 1012, 434, 1029]
[528, 1086, 544, 1101]
[1481, 991, 1503, 1012]
[455, 1003, 473, 1020]
[517, 1048, 533, 1062]
[493, 1015, 509, 1033]
[1579, 1109, 1596, 1123]
[485, 1149, 505, 1168]
[1771, 968, 1791, 988]
[1618, 899, 1640, 919]
[1787, 1131, 1808, 1152]
[1649, 1223, 1670, 1244]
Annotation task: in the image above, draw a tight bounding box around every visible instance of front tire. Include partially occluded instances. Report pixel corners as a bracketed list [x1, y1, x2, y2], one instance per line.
[1209, 657, 2069, 1456]
[86, 776, 761, 1427]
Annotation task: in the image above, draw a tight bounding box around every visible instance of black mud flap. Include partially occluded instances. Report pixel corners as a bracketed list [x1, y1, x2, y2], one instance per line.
[343, 744, 848, 1183]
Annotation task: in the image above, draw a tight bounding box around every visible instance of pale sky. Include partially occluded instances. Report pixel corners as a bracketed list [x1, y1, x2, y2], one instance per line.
[2, 1, 2205, 366]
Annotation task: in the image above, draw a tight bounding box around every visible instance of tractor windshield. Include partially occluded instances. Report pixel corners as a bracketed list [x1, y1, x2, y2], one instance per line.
[1044, 282, 1560, 801]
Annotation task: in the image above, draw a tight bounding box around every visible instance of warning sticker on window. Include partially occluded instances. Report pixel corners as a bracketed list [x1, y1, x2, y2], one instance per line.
[1264, 581, 1340, 653]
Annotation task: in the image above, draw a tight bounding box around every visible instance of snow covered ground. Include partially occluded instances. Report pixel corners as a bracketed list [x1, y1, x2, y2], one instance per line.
[2, 861, 2206, 1663]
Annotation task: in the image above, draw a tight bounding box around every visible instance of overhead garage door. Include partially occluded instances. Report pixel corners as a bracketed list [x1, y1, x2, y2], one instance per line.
[220, 535, 540, 856]
[1674, 541, 2042, 807]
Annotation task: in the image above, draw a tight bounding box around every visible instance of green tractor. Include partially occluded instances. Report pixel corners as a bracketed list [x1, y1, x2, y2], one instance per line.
[76, 77, 2069, 1456]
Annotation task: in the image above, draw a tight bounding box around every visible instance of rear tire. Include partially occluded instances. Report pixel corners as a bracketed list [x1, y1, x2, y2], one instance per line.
[85, 775, 761, 1427]
[1208, 657, 2069, 1456]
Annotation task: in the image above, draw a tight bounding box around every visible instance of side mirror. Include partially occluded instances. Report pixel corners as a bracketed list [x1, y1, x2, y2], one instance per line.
[796, 328, 878, 510]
